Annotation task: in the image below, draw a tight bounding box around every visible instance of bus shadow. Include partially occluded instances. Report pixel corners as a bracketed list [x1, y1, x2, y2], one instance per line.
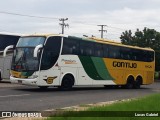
[12, 85, 151, 93]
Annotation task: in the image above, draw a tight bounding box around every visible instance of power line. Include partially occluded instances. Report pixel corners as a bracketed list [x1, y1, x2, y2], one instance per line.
[0, 11, 124, 30]
[107, 25, 126, 31]
[59, 18, 69, 34]
[0, 10, 155, 33]
[71, 21, 126, 31]
[0, 11, 59, 20]
[0, 10, 130, 36]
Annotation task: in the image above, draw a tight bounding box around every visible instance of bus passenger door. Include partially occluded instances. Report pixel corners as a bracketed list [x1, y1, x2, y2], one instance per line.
[38, 36, 62, 86]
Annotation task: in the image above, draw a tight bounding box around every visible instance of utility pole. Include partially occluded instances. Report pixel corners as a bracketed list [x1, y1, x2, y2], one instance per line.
[97, 25, 107, 38]
[59, 18, 69, 34]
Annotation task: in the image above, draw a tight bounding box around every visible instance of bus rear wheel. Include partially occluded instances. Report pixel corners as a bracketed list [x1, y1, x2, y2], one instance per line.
[60, 75, 74, 91]
[134, 76, 142, 89]
[125, 76, 134, 89]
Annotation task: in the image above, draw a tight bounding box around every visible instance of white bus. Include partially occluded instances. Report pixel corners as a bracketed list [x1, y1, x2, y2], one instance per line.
[0, 33, 20, 80]
[4, 34, 154, 89]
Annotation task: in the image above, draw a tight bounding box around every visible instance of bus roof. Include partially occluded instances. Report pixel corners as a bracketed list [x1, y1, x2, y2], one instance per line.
[21, 33, 67, 37]
[88, 37, 154, 52]
[20, 33, 154, 52]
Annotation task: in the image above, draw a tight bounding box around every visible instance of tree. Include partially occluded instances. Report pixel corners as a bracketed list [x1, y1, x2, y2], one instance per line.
[121, 30, 133, 45]
[120, 27, 160, 71]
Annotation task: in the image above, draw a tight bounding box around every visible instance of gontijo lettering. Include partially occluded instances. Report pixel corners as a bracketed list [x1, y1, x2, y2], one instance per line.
[113, 61, 137, 68]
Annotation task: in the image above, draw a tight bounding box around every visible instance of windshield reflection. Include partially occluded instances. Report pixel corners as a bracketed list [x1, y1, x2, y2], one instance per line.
[12, 48, 40, 71]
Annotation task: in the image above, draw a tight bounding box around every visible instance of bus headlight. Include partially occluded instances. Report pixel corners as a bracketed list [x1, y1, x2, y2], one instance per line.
[28, 75, 38, 79]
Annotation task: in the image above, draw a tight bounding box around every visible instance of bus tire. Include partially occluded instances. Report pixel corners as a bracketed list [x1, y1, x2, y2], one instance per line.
[125, 76, 134, 89]
[134, 76, 142, 89]
[60, 75, 74, 91]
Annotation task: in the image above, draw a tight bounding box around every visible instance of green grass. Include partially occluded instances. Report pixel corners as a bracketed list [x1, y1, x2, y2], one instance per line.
[46, 93, 160, 120]
[88, 94, 160, 111]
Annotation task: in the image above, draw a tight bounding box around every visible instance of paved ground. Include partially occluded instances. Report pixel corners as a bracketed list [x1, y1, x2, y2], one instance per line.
[0, 80, 160, 111]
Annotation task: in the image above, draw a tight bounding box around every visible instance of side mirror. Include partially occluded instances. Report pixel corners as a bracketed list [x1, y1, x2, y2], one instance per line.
[3, 45, 14, 57]
[34, 44, 43, 57]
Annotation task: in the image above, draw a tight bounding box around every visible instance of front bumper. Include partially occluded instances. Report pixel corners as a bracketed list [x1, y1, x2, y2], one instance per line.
[10, 76, 38, 86]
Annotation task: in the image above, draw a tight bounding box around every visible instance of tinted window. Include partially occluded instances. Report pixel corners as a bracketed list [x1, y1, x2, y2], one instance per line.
[80, 41, 94, 56]
[94, 43, 103, 57]
[103, 44, 109, 58]
[127, 48, 154, 62]
[147, 51, 154, 62]
[61, 37, 154, 62]
[62, 37, 79, 55]
[108, 45, 120, 59]
[131, 49, 141, 61]
[120, 47, 131, 60]
[41, 36, 61, 70]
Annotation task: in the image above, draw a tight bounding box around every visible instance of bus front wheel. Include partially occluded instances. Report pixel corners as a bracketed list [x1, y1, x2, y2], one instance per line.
[60, 75, 74, 91]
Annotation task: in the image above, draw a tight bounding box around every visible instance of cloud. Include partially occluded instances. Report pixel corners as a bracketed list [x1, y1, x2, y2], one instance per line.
[0, 0, 160, 42]
[66, 7, 160, 41]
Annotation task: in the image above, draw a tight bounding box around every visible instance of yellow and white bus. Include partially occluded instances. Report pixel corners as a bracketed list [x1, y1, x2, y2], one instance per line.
[4, 34, 155, 89]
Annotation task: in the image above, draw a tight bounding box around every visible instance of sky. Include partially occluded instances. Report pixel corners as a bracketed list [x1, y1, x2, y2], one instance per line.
[0, 0, 160, 41]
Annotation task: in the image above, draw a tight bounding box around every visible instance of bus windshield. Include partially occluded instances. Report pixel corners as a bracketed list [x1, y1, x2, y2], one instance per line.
[17, 36, 45, 47]
[11, 48, 40, 71]
[11, 36, 46, 72]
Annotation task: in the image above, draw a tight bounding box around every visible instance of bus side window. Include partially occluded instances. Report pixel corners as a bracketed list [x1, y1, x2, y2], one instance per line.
[143, 51, 148, 62]
[120, 47, 131, 60]
[41, 36, 61, 70]
[147, 51, 154, 62]
[108, 45, 120, 59]
[80, 41, 94, 56]
[103, 44, 108, 58]
[62, 37, 80, 55]
[130, 50, 135, 60]
[86, 42, 94, 56]
[94, 43, 103, 57]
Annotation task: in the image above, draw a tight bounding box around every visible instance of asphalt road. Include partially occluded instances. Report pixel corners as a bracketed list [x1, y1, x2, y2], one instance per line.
[0, 81, 160, 111]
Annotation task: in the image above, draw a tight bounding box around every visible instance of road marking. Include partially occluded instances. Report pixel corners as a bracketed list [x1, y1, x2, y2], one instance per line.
[0, 94, 30, 98]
